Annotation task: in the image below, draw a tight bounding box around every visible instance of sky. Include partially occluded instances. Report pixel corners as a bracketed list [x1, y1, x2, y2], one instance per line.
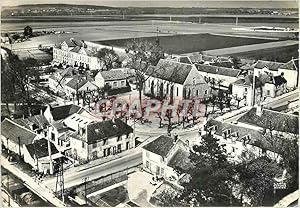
[1, 0, 298, 8]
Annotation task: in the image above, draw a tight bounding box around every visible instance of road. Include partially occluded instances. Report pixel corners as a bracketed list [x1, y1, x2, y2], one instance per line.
[263, 90, 299, 110]
[43, 150, 142, 190]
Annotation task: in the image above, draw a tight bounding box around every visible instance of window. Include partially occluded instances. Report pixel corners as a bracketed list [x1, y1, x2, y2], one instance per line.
[126, 141, 130, 150]
[117, 136, 122, 142]
[196, 90, 199, 96]
[92, 151, 97, 159]
[121, 80, 126, 87]
[146, 161, 150, 169]
[244, 88, 248, 92]
[232, 147, 235, 153]
[176, 87, 179, 96]
[92, 143, 97, 149]
[117, 144, 122, 153]
[82, 141, 85, 148]
[103, 139, 108, 145]
[113, 82, 118, 88]
[51, 133, 55, 141]
[205, 90, 208, 95]
[267, 90, 270, 96]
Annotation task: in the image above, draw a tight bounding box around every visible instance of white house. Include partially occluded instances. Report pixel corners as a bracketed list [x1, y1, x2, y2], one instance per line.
[48, 66, 78, 93]
[202, 119, 281, 163]
[196, 63, 242, 88]
[23, 138, 63, 173]
[253, 59, 298, 89]
[144, 59, 211, 100]
[142, 135, 192, 182]
[94, 69, 128, 90]
[69, 118, 134, 161]
[52, 38, 102, 70]
[64, 76, 98, 99]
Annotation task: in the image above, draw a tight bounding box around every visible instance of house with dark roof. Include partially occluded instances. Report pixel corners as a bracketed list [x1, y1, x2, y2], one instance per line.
[201, 119, 281, 163]
[43, 104, 84, 123]
[142, 135, 192, 182]
[48, 66, 78, 93]
[232, 72, 288, 106]
[14, 113, 49, 136]
[69, 118, 133, 161]
[144, 59, 210, 100]
[1, 118, 40, 156]
[196, 63, 242, 88]
[23, 138, 62, 174]
[237, 106, 299, 135]
[254, 59, 298, 89]
[64, 75, 98, 98]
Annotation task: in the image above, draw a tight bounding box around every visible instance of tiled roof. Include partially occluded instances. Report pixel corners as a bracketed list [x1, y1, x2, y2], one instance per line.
[207, 120, 275, 152]
[254, 60, 284, 71]
[196, 64, 241, 77]
[100, 70, 128, 81]
[65, 76, 89, 90]
[64, 38, 85, 48]
[14, 114, 49, 130]
[143, 135, 175, 158]
[26, 138, 59, 159]
[232, 74, 268, 88]
[50, 104, 82, 121]
[73, 118, 133, 144]
[167, 148, 192, 171]
[70, 46, 81, 53]
[145, 59, 193, 85]
[1, 119, 37, 145]
[237, 107, 299, 134]
[280, 58, 299, 70]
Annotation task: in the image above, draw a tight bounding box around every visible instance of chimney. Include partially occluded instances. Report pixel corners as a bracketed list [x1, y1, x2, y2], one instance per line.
[112, 116, 115, 124]
[256, 104, 263, 116]
[40, 109, 43, 116]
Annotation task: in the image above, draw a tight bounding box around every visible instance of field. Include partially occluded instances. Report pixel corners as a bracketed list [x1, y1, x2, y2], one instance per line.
[2, 19, 298, 61]
[220, 44, 299, 62]
[98, 33, 276, 54]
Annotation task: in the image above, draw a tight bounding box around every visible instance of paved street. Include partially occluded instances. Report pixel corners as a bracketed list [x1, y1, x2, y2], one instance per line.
[263, 89, 299, 109]
[43, 150, 142, 190]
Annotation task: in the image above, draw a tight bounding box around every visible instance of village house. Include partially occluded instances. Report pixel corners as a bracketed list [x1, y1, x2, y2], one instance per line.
[43, 104, 84, 123]
[94, 69, 129, 89]
[144, 59, 211, 100]
[48, 66, 78, 94]
[196, 64, 242, 89]
[23, 138, 62, 173]
[202, 119, 281, 163]
[142, 135, 192, 183]
[253, 59, 298, 89]
[1, 118, 40, 156]
[69, 118, 134, 161]
[52, 38, 102, 70]
[231, 73, 287, 106]
[237, 105, 299, 137]
[64, 75, 98, 99]
[14, 112, 49, 138]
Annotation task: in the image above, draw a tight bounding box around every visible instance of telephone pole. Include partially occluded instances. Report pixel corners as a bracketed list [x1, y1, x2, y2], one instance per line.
[55, 156, 65, 202]
[82, 176, 89, 204]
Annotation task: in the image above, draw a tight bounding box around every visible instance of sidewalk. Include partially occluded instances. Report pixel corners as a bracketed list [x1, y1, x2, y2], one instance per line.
[1, 155, 66, 207]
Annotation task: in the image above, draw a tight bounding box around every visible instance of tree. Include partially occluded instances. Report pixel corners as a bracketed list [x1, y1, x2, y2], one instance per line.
[178, 133, 237, 206]
[94, 48, 121, 71]
[24, 26, 33, 37]
[125, 39, 164, 108]
[236, 156, 281, 206]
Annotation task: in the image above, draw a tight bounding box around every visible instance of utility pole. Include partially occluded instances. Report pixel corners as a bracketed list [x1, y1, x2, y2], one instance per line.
[47, 126, 54, 175]
[18, 137, 21, 158]
[252, 73, 256, 106]
[82, 176, 89, 204]
[55, 156, 65, 202]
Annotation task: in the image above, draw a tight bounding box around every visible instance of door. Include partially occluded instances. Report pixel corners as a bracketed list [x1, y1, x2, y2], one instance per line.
[156, 166, 160, 176]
